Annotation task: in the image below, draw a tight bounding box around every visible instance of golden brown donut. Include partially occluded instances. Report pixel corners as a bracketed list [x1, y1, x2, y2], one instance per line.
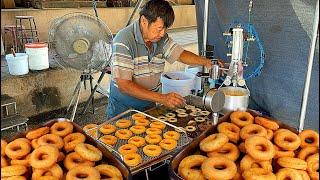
[1, 139, 7, 156]
[297, 170, 311, 180]
[118, 144, 138, 155]
[276, 168, 302, 180]
[63, 132, 86, 152]
[10, 154, 31, 167]
[115, 119, 132, 129]
[199, 133, 229, 152]
[165, 112, 176, 118]
[1, 176, 26, 180]
[159, 138, 177, 150]
[230, 111, 254, 127]
[167, 117, 178, 123]
[150, 121, 166, 130]
[30, 145, 59, 169]
[99, 124, 116, 135]
[299, 130, 319, 148]
[5, 139, 31, 159]
[26, 126, 50, 140]
[274, 145, 295, 159]
[75, 143, 102, 162]
[243, 168, 276, 180]
[32, 164, 63, 180]
[266, 129, 274, 140]
[254, 116, 279, 130]
[163, 131, 180, 141]
[132, 113, 146, 121]
[245, 136, 275, 161]
[128, 136, 145, 147]
[143, 145, 162, 157]
[63, 152, 95, 170]
[146, 128, 162, 135]
[66, 165, 100, 180]
[240, 155, 273, 172]
[297, 146, 319, 160]
[99, 135, 118, 146]
[178, 155, 207, 180]
[1, 156, 8, 168]
[306, 153, 319, 180]
[129, 125, 146, 135]
[95, 164, 123, 179]
[207, 142, 240, 161]
[145, 134, 162, 144]
[31, 138, 40, 149]
[240, 124, 267, 140]
[83, 124, 98, 138]
[217, 122, 240, 143]
[1, 165, 27, 177]
[38, 134, 64, 149]
[123, 153, 142, 167]
[115, 129, 133, 140]
[277, 157, 308, 170]
[134, 118, 150, 126]
[50, 121, 73, 137]
[201, 156, 237, 180]
[274, 129, 301, 150]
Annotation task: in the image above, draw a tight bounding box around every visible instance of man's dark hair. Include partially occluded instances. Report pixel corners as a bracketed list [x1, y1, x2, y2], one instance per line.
[139, 0, 175, 28]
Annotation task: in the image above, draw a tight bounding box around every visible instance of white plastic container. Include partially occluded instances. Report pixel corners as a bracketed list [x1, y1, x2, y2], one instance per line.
[185, 66, 202, 92]
[160, 71, 195, 97]
[25, 43, 49, 70]
[5, 53, 29, 75]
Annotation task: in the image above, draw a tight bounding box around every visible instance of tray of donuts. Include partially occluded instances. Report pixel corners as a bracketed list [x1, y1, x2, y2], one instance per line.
[168, 109, 319, 180]
[82, 109, 192, 174]
[1, 118, 132, 180]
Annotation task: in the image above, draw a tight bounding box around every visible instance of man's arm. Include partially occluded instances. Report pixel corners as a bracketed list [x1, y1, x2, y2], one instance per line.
[178, 50, 224, 69]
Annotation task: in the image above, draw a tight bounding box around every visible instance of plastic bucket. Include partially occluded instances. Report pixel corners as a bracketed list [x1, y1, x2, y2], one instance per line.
[185, 66, 202, 92]
[160, 71, 195, 97]
[25, 43, 49, 70]
[5, 53, 29, 75]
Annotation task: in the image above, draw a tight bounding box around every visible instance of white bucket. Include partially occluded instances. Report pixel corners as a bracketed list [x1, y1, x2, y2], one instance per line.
[5, 53, 29, 75]
[25, 43, 49, 70]
[185, 66, 202, 92]
[160, 71, 195, 97]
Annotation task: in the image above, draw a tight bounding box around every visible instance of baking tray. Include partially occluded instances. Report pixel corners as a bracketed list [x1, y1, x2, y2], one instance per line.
[89, 109, 192, 175]
[168, 109, 298, 180]
[5, 118, 132, 180]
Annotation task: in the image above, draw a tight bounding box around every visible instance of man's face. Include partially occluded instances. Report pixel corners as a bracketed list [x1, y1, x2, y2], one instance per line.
[141, 16, 167, 43]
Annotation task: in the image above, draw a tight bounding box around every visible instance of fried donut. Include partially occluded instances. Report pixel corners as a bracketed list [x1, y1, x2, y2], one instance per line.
[83, 124, 98, 138]
[118, 144, 138, 155]
[30, 145, 59, 169]
[245, 136, 275, 161]
[132, 113, 146, 121]
[185, 126, 196, 132]
[99, 124, 116, 135]
[75, 143, 102, 161]
[199, 133, 229, 152]
[240, 155, 273, 172]
[266, 129, 274, 140]
[128, 136, 145, 147]
[115, 129, 133, 140]
[277, 157, 308, 170]
[5, 139, 31, 159]
[146, 128, 162, 135]
[297, 146, 319, 160]
[135, 118, 150, 126]
[10, 154, 31, 167]
[299, 130, 319, 148]
[243, 168, 276, 180]
[123, 153, 142, 167]
[1, 139, 7, 156]
[165, 112, 176, 118]
[31, 138, 40, 149]
[159, 138, 177, 150]
[274, 145, 295, 158]
[116, 119, 132, 129]
[163, 131, 180, 141]
[192, 108, 202, 113]
[175, 108, 186, 114]
[177, 113, 189, 118]
[207, 143, 240, 161]
[254, 116, 279, 130]
[230, 111, 254, 127]
[1, 165, 27, 177]
[188, 120, 196, 125]
[194, 117, 206, 123]
[63, 152, 95, 170]
[200, 110, 210, 116]
[217, 122, 240, 143]
[178, 155, 207, 180]
[99, 135, 117, 146]
[38, 134, 64, 149]
[145, 134, 162, 144]
[201, 156, 237, 180]
[63, 132, 86, 152]
[306, 153, 319, 180]
[297, 170, 311, 180]
[1, 156, 8, 167]
[50, 121, 73, 137]
[83, 123, 98, 131]
[189, 112, 199, 117]
[157, 116, 167, 122]
[150, 121, 166, 130]
[1, 176, 26, 180]
[240, 124, 267, 140]
[167, 117, 178, 123]
[26, 126, 50, 140]
[274, 129, 301, 150]
[32, 164, 63, 179]
[276, 168, 302, 180]
[66, 165, 100, 180]
[129, 125, 146, 134]
[95, 164, 123, 179]
[143, 145, 162, 157]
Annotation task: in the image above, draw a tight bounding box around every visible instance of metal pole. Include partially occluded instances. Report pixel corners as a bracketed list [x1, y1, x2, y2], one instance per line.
[298, 0, 319, 132]
[202, 0, 209, 57]
[126, 0, 144, 26]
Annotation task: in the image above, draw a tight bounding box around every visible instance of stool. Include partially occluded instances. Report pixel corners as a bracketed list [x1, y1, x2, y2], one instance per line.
[15, 16, 39, 51]
[3, 25, 25, 53]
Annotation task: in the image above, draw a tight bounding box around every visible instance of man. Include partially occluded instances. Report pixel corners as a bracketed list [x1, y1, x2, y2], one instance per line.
[106, 0, 214, 118]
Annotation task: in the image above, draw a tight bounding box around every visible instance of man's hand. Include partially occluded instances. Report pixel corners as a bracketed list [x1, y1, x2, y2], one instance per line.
[159, 92, 186, 109]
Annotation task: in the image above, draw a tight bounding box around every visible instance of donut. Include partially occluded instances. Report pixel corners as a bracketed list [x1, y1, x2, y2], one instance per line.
[306, 153, 319, 180]
[240, 155, 273, 172]
[175, 109, 186, 114]
[83, 123, 98, 131]
[1, 156, 8, 168]
[1, 176, 26, 180]
[135, 118, 150, 126]
[1, 139, 7, 156]
[66, 165, 100, 180]
[1, 165, 27, 177]
[38, 134, 64, 149]
[75, 143, 102, 162]
[115, 119, 132, 129]
[274, 129, 301, 150]
[30, 145, 59, 169]
[277, 157, 308, 170]
[63, 152, 95, 170]
[207, 143, 240, 162]
[240, 124, 267, 140]
[189, 112, 199, 117]
[194, 117, 206, 123]
[243, 168, 276, 180]
[178, 155, 207, 180]
[200, 111, 210, 116]
[31, 138, 40, 149]
[201, 156, 237, 180]
[297, 146, 319, 160]
[299, 130, 319, 148]
[266, 129, 274, 140]
[26, 126, 50, 140]
[165, 112, 176, 118]
[132, 113, 146, 121]
[15, 138, 31, 145]
[276, 168, 302, 180]
[184, 105, 195, 110]
[185, 126, 196, 132]
[99, 135, 117, 146]
[129, 125, 146, 134]
[274, 145, 295, 159]
[230, 111, 254, 127]
[167, 117, 178, 123]
[128, 136, 145, 147]
[115, 129, 133, 140]
[150, 121, 166, 130]
[238, 142, 246, 153]
[123, 153, 142, 167]
[163, 131, 180, 141]
[245, 136, 275, 161]
[143, 145, 162, 157]
[254, 116, 279, 130]
[157, 116, 167, 122]
[32, 164, 63, 179]
[50, 121, 73, 137]
[63, 132, 86, 152]
[83, 124, 98, 138]
[192, 108, 202, 113]
[118, 144, 138, 155]
[99, 124, 116, 135]
[217, 122, 240, 143]
[187, 120, 197, 126]
[199, 133, 229, 152]
[10, 154, 31, 167]
[297, 170, 311, 180]
[95, 164, 123, 179]
[177, 113, 189, 118]
[145, 134, 162, 144]
[159, 138, 177, 150]
[5, 139, 31, 159]
[146, 128, 162, 135]
[274, 128, 289, 137]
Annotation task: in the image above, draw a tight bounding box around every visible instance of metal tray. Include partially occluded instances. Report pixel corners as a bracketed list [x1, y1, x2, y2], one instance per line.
[168, 109, 299, 180]
[88, 109, 192, 175]
[5, 118, 132, 180]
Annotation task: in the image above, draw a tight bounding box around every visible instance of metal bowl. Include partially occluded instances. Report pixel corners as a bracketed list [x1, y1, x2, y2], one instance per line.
[219, 86, 249, 114]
